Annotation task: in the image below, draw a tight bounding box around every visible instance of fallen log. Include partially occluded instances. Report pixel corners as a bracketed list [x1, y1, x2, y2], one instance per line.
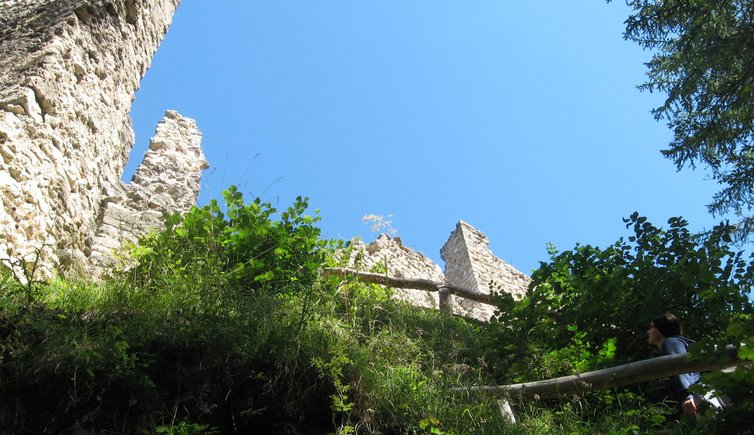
[452, 345, 741, 399]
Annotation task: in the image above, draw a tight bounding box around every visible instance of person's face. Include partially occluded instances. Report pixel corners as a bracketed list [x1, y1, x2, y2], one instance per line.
[647, 323, 664, 348]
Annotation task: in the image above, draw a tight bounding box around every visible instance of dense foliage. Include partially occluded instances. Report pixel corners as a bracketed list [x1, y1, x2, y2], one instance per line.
[493, 214, 751, 364]
[2, 187, 753, 433]
[0, 189, 517, 434]
[611, 0, 754, 238]
[127, 185, 327, 295]
[488, 213, 754, 432]
[0, 189, 336, 433]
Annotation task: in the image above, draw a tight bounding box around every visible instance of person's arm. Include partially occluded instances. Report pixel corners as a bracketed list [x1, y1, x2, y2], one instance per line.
[663, 338, 700, 414]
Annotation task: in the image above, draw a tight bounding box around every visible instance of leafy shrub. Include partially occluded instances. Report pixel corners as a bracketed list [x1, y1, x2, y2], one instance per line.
[488, 213, 754, 432]
[126, 185, 329, 296]
[0, 188, 338, 433]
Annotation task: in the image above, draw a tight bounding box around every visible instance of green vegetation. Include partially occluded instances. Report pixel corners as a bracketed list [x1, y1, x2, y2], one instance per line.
[2, 188, 752, 433]
[2, 3, 754, 432]
[491, 213, 751, 368]
[0, 189, 511, 434]
[487, 213, 754, 432]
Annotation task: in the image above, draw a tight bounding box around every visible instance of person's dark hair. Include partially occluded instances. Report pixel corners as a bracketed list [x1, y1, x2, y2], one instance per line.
[652, 312, 682, 337]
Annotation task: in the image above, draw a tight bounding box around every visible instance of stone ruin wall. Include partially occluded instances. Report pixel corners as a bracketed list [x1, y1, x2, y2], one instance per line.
[0, 0, 528, 322]
[346, 234, 446, 312]
[87, 110, 206, 273]
[345, 221, 532, 322]
[441, 220, 530, 318]
[0, 0, 207, 277]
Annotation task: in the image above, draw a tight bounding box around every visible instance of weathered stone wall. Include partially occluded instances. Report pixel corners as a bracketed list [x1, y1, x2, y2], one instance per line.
[345, 221, 531, 321]
[0, 0, 202, 277]
[345, 234, 446, 310]
[441, 221, 531, 320]
[87, 110, 207, 275]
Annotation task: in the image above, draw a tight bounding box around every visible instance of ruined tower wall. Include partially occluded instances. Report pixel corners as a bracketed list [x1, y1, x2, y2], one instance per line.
[441, 221, 530, 299]
[440, 221, 531, 320]
[0, 0, 203, 276]
[440, 222, 478, 292]
[345, 234, 446, 311]
[347, 221, 531, 321]
[87, 110, 207, 274]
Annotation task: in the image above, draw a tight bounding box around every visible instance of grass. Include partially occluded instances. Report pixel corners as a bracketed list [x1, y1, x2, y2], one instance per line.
[0, 270, 679, 434]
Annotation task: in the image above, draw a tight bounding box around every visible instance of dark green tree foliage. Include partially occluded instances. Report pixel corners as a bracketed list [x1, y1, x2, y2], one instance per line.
[615, 0, 754, 237]
[491, 214, 752, 379]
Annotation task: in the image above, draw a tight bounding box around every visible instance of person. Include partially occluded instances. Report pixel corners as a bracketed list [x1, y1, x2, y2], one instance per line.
[647, 312, 725, 416]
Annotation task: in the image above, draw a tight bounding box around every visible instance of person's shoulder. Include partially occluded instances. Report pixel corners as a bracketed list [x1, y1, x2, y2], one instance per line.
[671, 335, 695, 346]
[662, 336, 693, 354]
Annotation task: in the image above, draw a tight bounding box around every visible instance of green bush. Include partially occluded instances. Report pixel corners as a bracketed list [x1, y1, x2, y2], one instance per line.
[126, 186, 328, 296]
[487, 213, 754, 432]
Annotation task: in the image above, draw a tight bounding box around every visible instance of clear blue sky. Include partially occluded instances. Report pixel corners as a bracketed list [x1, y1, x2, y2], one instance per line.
[125, 1, 723, 275]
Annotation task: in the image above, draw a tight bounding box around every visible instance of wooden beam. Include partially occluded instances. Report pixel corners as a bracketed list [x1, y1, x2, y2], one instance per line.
[438, 287, 452, 313]
[321, 267, 497, 305]
[322, 267, 440, 291]
[452, 346, 741, 399]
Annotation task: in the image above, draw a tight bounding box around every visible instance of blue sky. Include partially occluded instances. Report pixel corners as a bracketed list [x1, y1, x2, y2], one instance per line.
[125, 1, 722, 275]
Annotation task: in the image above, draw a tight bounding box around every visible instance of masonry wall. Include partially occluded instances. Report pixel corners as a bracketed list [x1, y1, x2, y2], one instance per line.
[346, 221, 531, 321]
[441, 221, 531, 320]
[87, 110, 207, 275]
[0, 0, 204, 277]
[345, 234, 446, 310]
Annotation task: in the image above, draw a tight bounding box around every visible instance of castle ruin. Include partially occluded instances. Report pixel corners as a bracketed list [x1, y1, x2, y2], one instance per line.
[345, 221, 531, 321]
[0, 0, 206, 277]
[0, 0, 529, 320]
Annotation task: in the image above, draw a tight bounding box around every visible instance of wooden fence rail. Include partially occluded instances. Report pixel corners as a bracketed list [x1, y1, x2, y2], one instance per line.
[321, 267, 744, 423]
[321, 267, 497, 307]
[451, 345, 741, 399]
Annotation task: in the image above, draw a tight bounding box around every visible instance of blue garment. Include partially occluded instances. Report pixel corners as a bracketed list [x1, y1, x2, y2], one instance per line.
[662, 336, 700, 402]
